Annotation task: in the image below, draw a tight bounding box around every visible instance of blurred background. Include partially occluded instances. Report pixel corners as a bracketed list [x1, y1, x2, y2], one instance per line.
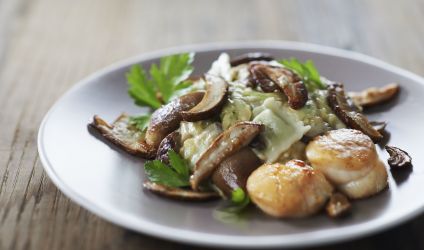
[0, 0, 423, 249]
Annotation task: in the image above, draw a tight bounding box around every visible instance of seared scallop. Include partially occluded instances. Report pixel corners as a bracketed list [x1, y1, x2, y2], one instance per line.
[246, 160, 333, 218]
[306, 129, 388, 199]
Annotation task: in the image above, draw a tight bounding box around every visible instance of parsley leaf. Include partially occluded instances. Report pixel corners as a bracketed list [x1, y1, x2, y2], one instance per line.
[144, 150, 190, 188]
[127, 65, 162, 109]
[168, 149, 190, 178]
[127, 53, 195, 109]
[279, 58, 327, 90]
[128, 114, 151, 131]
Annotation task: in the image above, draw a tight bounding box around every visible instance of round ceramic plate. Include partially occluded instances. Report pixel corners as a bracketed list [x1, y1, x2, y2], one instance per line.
[38, 41, 424, 248]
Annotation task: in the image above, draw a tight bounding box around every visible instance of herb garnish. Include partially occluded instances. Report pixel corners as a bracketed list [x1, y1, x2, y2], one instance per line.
[144, 150, 190, 188]
[127, 52, 195, 109]
[280, 58, 327, 90]
[128, 114, 151, 131]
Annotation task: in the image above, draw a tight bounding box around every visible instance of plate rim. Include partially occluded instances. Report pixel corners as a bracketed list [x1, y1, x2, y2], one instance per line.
[38, 40, 424, 248]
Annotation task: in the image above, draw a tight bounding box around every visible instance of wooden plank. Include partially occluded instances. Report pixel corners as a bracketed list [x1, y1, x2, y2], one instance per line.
[0, 0, 423, 249]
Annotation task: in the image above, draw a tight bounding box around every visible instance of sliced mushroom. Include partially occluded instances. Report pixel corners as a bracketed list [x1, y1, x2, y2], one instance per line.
[190, 122, 264, 190]
[385, 145, 412, 169]
[248, 64, 279, 92]
[249, 64, 308, 109]
[156, 131, 181, 164]
[370, 121, 387, 133]
[212, 148, 262, 197]
[230, 52, 274, 67]
[349, 83, 400, 108]
[326, 192, 351, 218]
[145, 91, 204, 147]
[143, 181, 219, 201]
[89, 114, 156, 159]
[283, 81, 309, 109]
[327, 83, 383, 142]
[181, 75, 228, 122]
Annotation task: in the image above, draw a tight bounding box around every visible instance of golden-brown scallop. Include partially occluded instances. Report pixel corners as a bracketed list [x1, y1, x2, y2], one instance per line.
[246, 160, 333, 218]
[306, 129, 388, 199]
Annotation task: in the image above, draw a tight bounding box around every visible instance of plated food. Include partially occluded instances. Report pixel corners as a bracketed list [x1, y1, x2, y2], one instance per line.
[89, 52, 410, 219]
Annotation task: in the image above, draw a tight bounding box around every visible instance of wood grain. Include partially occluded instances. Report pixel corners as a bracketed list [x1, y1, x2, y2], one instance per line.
[0, 0, 423, 249]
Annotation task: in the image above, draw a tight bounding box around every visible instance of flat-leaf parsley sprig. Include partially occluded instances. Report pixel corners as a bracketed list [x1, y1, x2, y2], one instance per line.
[279, 58, 327, 90]
[128, 115, 151, 131]
[144, 150, 191, 188]
[127, 52, 195, 109]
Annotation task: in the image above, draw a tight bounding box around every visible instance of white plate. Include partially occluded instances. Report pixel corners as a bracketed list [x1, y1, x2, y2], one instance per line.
[38, 41, 424, 248]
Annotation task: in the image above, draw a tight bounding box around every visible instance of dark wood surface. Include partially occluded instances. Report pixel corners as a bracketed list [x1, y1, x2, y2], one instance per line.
[0, 0, 423, 249]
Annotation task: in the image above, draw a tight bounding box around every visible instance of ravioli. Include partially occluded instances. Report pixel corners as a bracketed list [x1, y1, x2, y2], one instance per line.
[253, 97, 310, 162]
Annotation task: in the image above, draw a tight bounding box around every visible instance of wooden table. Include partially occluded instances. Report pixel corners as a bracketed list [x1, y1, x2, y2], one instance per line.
[1, 0, 423, 249]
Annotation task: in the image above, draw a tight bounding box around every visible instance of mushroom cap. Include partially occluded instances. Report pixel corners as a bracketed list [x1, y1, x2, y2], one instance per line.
[156, 131, 181, 164]
[249, 64, 308, 109]
[181, 74, 229, 122]
[212, 147, 262, 197]
[145, 91, 204, 147]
